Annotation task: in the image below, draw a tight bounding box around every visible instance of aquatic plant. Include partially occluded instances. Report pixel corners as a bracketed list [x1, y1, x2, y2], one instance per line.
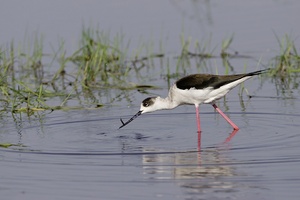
[268, 34, 300, 94]
[271, 34, 300, 75]
[2, 28, 298, 115]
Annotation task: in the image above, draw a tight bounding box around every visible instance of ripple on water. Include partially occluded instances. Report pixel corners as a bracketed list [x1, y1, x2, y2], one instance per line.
[1, 106, 300, 200]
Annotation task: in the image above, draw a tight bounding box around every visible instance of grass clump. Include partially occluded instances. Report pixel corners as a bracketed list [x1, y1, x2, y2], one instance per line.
[268, 34, 300, 93]
[0, 36, 64, 114]
[270, 34, 300, 76]
[70, 28, 128, 88]
[0, 28, 146, 115]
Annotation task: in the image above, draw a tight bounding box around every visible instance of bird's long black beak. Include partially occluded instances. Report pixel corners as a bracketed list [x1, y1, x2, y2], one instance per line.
[119, 110, 142, 129]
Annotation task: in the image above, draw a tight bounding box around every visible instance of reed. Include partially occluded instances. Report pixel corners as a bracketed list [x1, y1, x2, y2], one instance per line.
[2, 28, 295, 115]
[271, 34, 300, 76]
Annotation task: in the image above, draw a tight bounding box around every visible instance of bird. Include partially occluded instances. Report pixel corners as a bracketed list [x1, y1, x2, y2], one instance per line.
[119, 69, 268, 132]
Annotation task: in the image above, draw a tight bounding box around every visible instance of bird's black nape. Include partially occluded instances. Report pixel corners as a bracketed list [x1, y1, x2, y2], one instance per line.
[119, 111, 142, 129]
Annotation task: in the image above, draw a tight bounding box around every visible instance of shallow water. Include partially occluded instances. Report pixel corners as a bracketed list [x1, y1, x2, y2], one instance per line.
[1, 92, 300, 200]
[1, 1, 300, 200]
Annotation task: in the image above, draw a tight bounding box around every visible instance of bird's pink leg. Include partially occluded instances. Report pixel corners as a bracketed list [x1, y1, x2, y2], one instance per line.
[195, 105, 201, 133]
[212, 104, 239, 130]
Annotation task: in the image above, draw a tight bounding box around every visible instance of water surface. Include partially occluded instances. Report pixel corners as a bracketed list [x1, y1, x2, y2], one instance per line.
[1, 1, 300, 200]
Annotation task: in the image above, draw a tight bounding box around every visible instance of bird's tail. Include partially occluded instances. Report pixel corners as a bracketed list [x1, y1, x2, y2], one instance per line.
[245, 68, 270, 77]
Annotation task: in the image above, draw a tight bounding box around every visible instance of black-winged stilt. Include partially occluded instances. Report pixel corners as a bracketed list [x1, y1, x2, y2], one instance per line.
[119, 69, 268, 132]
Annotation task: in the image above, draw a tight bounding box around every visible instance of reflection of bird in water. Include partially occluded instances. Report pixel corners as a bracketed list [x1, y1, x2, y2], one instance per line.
[142, 147, 238, 195]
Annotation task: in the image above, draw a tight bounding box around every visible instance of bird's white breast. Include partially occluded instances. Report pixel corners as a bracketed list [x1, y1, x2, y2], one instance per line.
[170, 85, 212, 105]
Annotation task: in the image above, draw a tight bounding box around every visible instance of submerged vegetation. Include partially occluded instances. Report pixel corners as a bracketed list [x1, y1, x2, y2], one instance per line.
[0, 28, 299, 115]
[271, 34, 300, 75]
[269, 34, 300, 94]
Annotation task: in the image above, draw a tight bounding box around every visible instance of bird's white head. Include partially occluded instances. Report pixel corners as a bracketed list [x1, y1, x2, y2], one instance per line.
[140, 96, 171, 114]
[140, 97, 159, 114]
[119, 96, 175, 129]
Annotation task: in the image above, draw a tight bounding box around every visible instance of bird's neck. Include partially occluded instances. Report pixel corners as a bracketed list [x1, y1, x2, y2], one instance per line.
[156, 96, 179, 110]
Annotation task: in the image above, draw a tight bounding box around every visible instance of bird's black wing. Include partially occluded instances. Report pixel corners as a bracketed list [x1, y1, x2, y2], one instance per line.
[176, 74, 221, 90]
[176, 69, 268, 90]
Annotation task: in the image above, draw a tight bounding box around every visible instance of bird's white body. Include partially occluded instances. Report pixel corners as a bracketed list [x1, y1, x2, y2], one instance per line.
[140, 76, 252, 114]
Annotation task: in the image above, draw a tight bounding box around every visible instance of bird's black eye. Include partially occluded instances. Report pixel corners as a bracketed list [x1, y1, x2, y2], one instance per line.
[142, 97, 155, 107]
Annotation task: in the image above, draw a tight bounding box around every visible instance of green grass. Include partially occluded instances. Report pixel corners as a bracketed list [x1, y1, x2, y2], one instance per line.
[270, 34, 300, 76]
[267, 34, 300, 94]
[0, 28, 298, 115]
